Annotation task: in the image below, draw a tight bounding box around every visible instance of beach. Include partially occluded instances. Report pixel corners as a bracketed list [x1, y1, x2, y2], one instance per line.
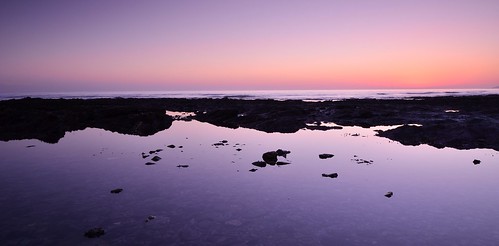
[0, 94, 498, 245]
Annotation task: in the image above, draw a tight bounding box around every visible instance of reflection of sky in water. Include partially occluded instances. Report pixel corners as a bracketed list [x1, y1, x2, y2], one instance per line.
[0, 121, 497, 245]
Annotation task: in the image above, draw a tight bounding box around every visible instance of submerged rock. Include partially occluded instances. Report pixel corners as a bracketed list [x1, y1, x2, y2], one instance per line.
[319, 154, 334, 159]
[262, 151, 278, 164]
[321, 173, 338, 178]
[385, 192, 394, 198]
[145, 215, 156, 222]
[473, 159, 481, 165]
[110, 188, 123, 194]
[151, 156, 161, 162]
[84, 227, 105, 238]
[252, 161, 266, 168]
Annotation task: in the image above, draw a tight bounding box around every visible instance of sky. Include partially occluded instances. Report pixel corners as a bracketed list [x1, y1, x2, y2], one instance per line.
[1, 0, 498, 92]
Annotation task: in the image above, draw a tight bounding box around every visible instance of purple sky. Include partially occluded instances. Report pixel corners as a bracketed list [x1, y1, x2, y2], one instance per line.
[1, 0, 498, 92]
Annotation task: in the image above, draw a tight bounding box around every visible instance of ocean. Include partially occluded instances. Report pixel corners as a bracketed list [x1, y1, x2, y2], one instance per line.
[1, 88, 498, 101]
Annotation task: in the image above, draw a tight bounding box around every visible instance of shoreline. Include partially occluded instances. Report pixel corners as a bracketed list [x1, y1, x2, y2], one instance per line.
[1, 95, 498, 151]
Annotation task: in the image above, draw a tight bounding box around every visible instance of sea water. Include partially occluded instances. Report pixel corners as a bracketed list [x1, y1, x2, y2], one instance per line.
[1, 88, 498, 101]
[0, 120, 497, 245]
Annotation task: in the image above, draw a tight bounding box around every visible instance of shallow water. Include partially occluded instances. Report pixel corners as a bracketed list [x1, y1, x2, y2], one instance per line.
[0, 121, 497, 245]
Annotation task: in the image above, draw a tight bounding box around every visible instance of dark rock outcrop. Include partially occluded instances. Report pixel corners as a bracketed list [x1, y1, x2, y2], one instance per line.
[1, 96, 498, 150]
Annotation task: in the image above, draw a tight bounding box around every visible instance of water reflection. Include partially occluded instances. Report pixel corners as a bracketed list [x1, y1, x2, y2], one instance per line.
[0, 121, 497, 245]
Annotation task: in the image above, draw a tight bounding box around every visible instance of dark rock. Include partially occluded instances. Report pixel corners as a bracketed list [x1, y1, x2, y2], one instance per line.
[276, 161, 290, 166]
[473, 159, 481, 165]
[26, 145, 36, 148]
[141, 153, 149, 159]
[156, 148, 163, 152]
[262, 151, 278, 164]
[321, 173, 338, 178]
[213, 142, 224, 146]
[385, 192, 394, 198]
[151, 156, 161, 162]
[145, 162, 155, 165]
[252, 161, 266, 168]
[110, 188, 123, 194]
[145, 215, 156, 222]
[319, 154, 334, 159]
[221, 140, 228, 143]
[178, 146, 183, 148]
[249, 168, 258, 172]
[236, 148, 242, 151]
[167, 144, 175, 148]
[177, 165, 189, 168]
[149, 150, 156, 154]
[276, 149, 291, 158]
[84, 227, 105, 238]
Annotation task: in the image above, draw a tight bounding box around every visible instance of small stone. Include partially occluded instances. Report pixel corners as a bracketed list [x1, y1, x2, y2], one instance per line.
[276, 161, 290, 166]
[385, 192, 393, 198]
[236, 148, 242, 151]
[252, 161, 266, 168]
[276, 149, 291, 158]
[149, 150, 156, 154]
[178, 146, 183, 148]
[321, 173, 338, 178]
[155, 149, 164, 152]
[167, 145, 175, 148]
[84, 227, 105, 238]
[177, 165, 189, 168]
[141, 153, 149, 159]
[151, 156, 161, 162]
[473, 159, 481, 165]
[319, 154, 334, 159]
[110, 188, 123, 194]
[26, 145, 36, 148]
[221, 140, 228, 143]
[249, 168, 258, 172]
[262, 151, 278, 164]
[145, 162, 155, 165]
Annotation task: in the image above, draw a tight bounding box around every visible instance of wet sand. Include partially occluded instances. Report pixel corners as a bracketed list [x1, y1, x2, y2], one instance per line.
[0, 95, 498, 150]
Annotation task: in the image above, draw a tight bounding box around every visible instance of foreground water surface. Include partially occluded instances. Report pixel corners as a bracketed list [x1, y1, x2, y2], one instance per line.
[0, 120, 497, 245]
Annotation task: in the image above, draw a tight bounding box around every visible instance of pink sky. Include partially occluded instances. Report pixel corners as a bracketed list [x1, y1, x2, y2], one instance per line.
[1, 0, 498, 92]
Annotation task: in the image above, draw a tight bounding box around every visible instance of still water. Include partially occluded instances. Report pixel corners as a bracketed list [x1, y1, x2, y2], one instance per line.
[0, 120, 497, 245]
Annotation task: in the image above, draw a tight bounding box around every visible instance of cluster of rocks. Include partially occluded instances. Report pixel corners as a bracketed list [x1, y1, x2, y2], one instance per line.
[250, 149, 291, 171]
[351, 156, 374, 165]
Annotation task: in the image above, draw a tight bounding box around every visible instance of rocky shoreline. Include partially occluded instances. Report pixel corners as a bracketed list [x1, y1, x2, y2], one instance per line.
[0, 95, 498, 150]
